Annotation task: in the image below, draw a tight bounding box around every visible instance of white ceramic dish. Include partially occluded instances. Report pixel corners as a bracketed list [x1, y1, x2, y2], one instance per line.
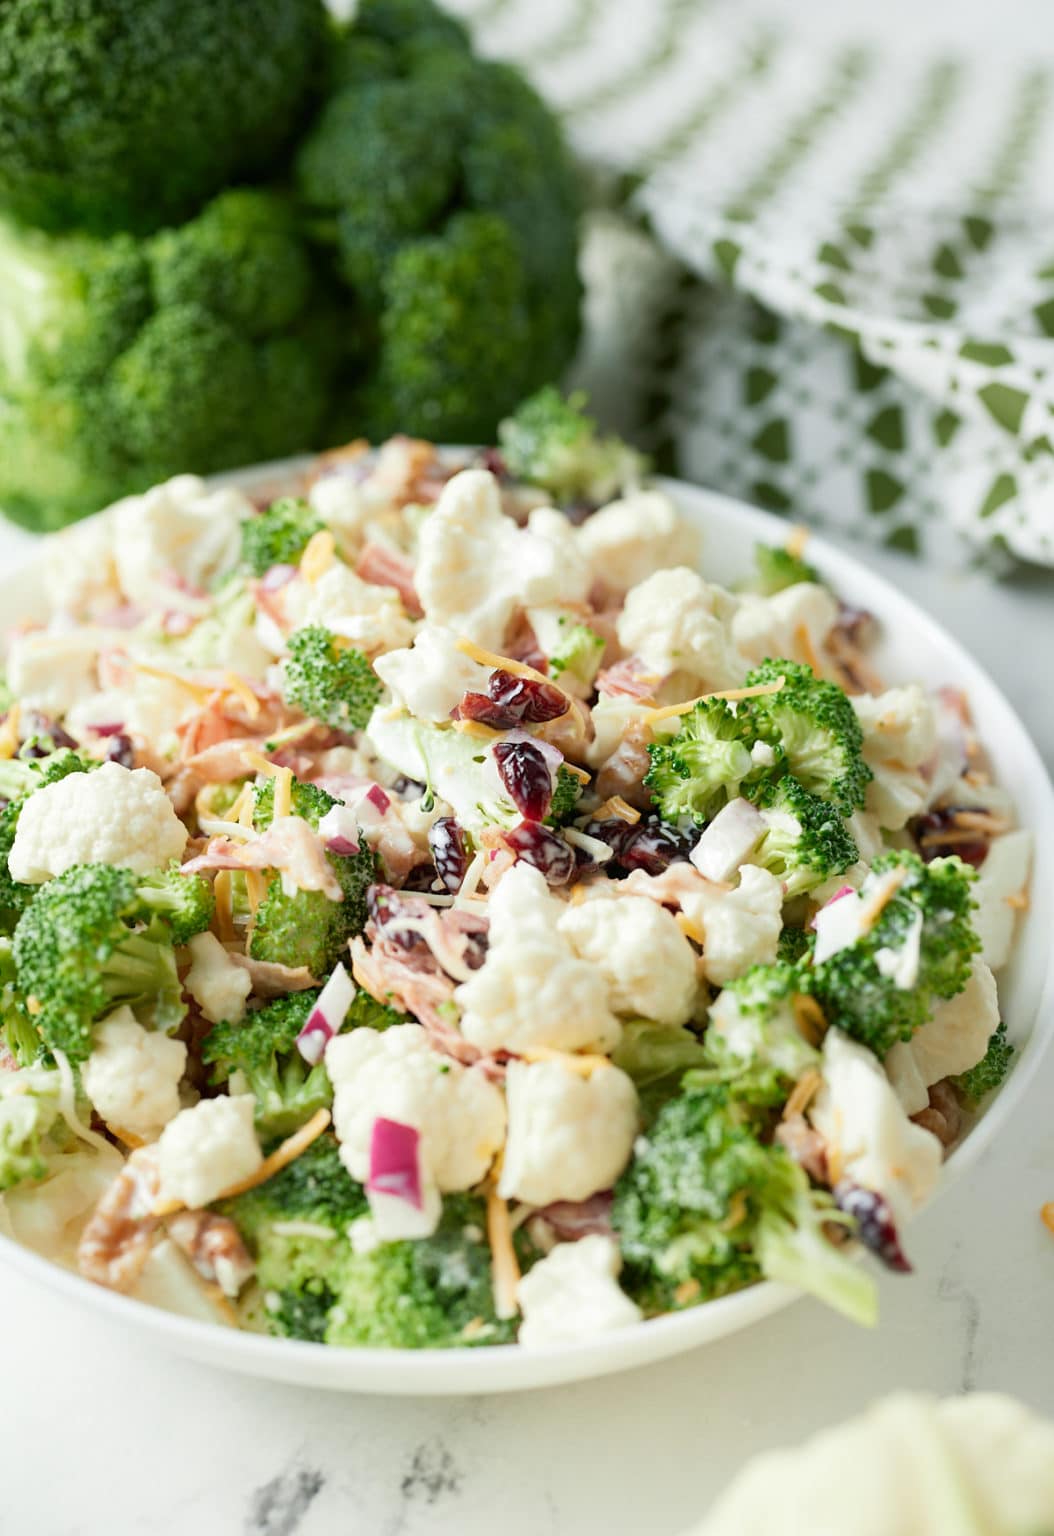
[1, 462, 1051, 1395]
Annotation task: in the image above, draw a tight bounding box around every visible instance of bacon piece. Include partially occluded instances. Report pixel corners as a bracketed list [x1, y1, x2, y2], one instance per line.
[595, 656, 660, 701]
[77, 1147, 161, 1292]
[596, 717, 652, 808]
[183, 816, 343, 901]
[349, 937, 482, 1066]
[538, 1192, 614, 1240]
[775, 1115, 829, 1183]
[355, 542, 422, 617]
[167, 1211, 255, 1297]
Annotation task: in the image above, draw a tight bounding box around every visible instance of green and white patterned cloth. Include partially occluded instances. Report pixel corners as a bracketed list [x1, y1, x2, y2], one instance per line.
[449, 0, 1054, 564]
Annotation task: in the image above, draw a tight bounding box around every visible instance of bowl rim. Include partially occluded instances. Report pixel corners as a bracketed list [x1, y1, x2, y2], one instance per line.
[1, 459, 1051, 1394]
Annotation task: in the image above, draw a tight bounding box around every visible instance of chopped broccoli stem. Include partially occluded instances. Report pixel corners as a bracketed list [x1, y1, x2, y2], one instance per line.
[282, 625, 382, 733]
[136, 866, 215, 946]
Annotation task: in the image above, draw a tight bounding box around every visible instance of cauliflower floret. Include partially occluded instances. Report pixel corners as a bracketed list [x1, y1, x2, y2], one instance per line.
[5, 629, 100, 718]
[885, 960, 1001, 1115]
[616, 567, 743, 688]
[970, 829, 1032, 970]
[558, 896, 698, 1024]
[576, 489, 700, 594]
[82, 1006, 187, 1140]
[414, 470, 590, 647]
[500, 1059, 638, 1206]
[112, 476, 254, 601]
[9, 762, 188, 883]
[731, 583, 839, 669]
[517, 1234, 642, 1347]
[157, 1095, 262, 1210]
[457, 864, 621, 1054]
[373, 625, 492, 723]
[852, 685, 939, 830]
[585, 695, 651, 770]
[308, 473, 372, 549]
[43, 512, 121, 618]
[183, 933, 253, 1027]
[809, 1030, 942, 1228]
[682, 865, 784, 986]
[282, 562, 414, 658]
[326, 1025, 506, 1192]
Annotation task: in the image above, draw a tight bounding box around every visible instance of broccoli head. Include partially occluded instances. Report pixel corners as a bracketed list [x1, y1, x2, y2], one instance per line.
[0, 1063, 66, 1192]
[249, 776, 377, 978]
[135, 866, 215, 947]
[613, 1081, 875, 1325]
[295, 15, 582, 443]
[644, 698, 756, 826]
[241, 498, 325, 577]
[752, 776, 859, 898]
[744, 659, 871, 816]
[746, 542, 821, 595]
[810, 851, 981, 1057]
[203, 991, 330, 1141]
[952, 1021, 1014, 1106]
[282, 625, 382, 733]
[11, 864, 187, 1063]
[498, 388, 648, 508]
[0, 193, 341, 532]
[0, 749, 97, 936]
[0, 0, 327, 234]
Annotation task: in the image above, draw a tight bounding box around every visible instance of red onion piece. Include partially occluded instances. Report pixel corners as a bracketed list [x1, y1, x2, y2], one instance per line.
[260, 563, 298, 591]
[295, 961, 354, 1063]
[367, 1118, 423, 1210]
[326, 836, 360, 856]
[809, 884, 855, 928]
[365, 784, 391, 815]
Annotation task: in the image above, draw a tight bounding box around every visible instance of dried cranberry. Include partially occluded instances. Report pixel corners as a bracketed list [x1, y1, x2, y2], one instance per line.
[621, 819, 695, 875]
[488, 669, 566, 723]
[428, 817, 470, 893]
[19, 713, 77, 757]
[910, 808, 989, 869]
[834, 1181, 912, 1273]
[582, 818, 636, 862]
[456, 691, 521, 730]
[477, 447, 509, 480]
[101, 732, 136, 768]
[493, 740, 553, 822]
[504, 823, 576, 886]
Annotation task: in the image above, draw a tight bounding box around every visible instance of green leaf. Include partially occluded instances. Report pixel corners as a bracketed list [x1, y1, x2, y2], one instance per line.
[752, 419, 790, 463]
[866, 404, 905, 452]
[978, 382, 1029, 435]
[978, 472, 1017, 519]
[864, 468, 904, 514]
[959, 339, 1015, 366]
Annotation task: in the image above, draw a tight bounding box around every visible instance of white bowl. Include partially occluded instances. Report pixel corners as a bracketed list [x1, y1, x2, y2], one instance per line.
[1, 464, 1051, 1395]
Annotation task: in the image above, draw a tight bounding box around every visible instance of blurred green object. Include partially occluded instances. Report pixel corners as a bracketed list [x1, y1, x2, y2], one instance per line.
[0, 0, 583, 532]
[0, 0, 328, 236]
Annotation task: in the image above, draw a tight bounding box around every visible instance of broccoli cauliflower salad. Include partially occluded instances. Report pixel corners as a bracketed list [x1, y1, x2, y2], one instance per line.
[0, 392, 1033, 1351]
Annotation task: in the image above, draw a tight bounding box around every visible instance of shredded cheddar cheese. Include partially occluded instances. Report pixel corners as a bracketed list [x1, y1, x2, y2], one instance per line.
[223, 671, 260, 720]
[241, 748, 279, 778]
[794, 622, 823, 678]
[451, 719, 503, 741]
[673, 1278, 702, 1306]
[107, 1124, 145, 1150]
[858, 865, 909, 930]
[454, 636, 562, 691]
[213, 871, 235, 942]
[785, 524, 810, 560]
[519, 1046, 613, 1077]
[0, 702, 21, 760]
[643, 677, 785, 725]
[272, 764, 294, 821]
[1005, 890, 1030, 911]
[299, 528, 336, 583]
[559, 762, 591, 784]
[674, 910, 707, 944]
[783, 1067, 823, 1119]
[792, 994, 828, 1048]
[133, 663, 216, 704]
[486, 1188, 521, 1321]
[595, 795, 641, 824]
[1041, 1203, 1054, 1236]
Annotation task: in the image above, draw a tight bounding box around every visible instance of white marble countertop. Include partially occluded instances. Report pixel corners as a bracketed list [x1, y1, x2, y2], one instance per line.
[1, 522, 1052, 1536]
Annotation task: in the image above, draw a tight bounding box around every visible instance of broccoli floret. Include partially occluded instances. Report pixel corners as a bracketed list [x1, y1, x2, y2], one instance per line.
[0, 749, 97, 935]
[219, 1132, 368, 1341]
[249, 776, 377, 978]
[345, 988, 409, 1031]
[0, 192, 342, 532]
[12, 864, 186, 1064]
[499, 387, 647, 507]
[952, 1021, 1014, 1106]
[547, 622, 604, 689]
[746, 543, 820, 596]
[0, 938, 40, 1065]
[700, 959, 821, 1105]
[546, 767, 584, 828]
[613, 1082, 875, 1325]
[295, 24, 582, 444]
[135, 867, 214, 947]
[644, 698, 756, 826]
[282, 625, 382, 733]
[241, 498, 324, 577]
[0, 0, 327, 234]
[0, 1063, 66, 1192]
[325, 1193, 525, 1349]
[203, 991, 331, 1141]
[611, 1019, 709, 1123]
[744, 659, 871, 816]
[751, 776, 858, 898]
[810, 852, 981, 1057]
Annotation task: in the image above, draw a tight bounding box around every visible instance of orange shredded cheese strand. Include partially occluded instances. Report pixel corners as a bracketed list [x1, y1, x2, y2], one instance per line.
[154, 1110, 332, 1218]
[674, 910, 707, 944]
[643, 677, 785, 725]
[213, 872, 235, 942]
[300, 529, 336, 583]
[1041, 1203, 1054, 1236]
[0, 702, 21, 761]
[224, 672, 260, 720]
[858, 866, 909, 930]
[596, 796, 641, 825]
[241, 748, 278, 778]
[107, 1124, 145, 1150]
[244, 869, 268, 918]
[785, 524, 810, 560]
[793, 994, 828, 1048]
[486, 1189, 521, 1321]
[559, 762, 591, 784]
[1005, 890, 1030, 911]
[794, 623, 823, 678]
[519, 1046, 613, 1077]
[454, 637, 568, 694]
[234, 785, 255, 828]
[451, 719, 503, 741]
[272, 764, 294, 821]
[783, 1067, 823, 1119]
[673, 1277, 702, 1305]
[133, 663, 216, 704]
